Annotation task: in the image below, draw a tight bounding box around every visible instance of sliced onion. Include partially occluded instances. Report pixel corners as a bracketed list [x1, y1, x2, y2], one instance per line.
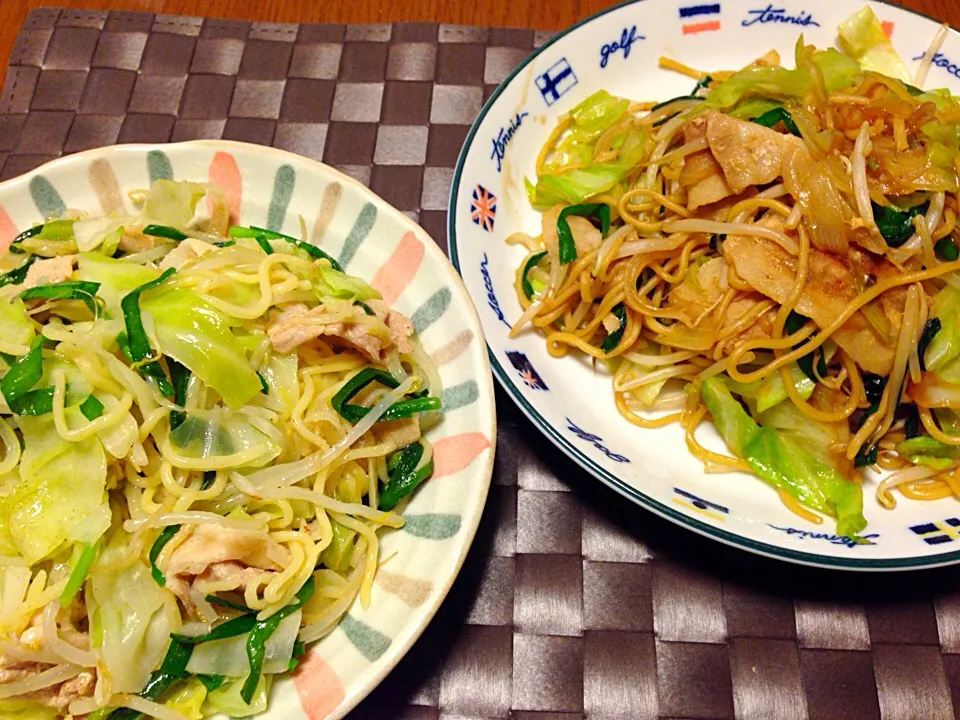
[908, 372, 960, 407]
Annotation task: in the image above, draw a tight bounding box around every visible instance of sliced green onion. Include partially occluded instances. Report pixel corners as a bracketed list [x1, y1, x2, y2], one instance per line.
[521, 251, 547, 300]
[0, 255, 38, 287]
[107, 637, 193, 720]
[59, 541, 99, 608]
[240, 576, 315, 704]
[79, 394, 105, 420]
[19, 280, 102, 314]
[142, 224, 188, 241]
[379, 442, 434, 510]
[752, 107, 801, 136]
[557, 203, 611, 264]
[599, 303, 627, 353]
[149, 524, 180, 586]
[121, 268, 177, 363]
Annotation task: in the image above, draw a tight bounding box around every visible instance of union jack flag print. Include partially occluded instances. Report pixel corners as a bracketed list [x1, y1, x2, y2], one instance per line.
[471, 185, 497, 232]
[506, 350, 548, 391]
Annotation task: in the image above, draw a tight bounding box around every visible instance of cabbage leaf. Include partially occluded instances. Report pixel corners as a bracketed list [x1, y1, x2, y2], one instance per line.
[837, 6, 910, 83]
[701, 377, 866, 535]
[141, 287, 261, 408]
[91, 557, 181, 694]
[0, 415, 107, 563]
[143, 180, 207, 229]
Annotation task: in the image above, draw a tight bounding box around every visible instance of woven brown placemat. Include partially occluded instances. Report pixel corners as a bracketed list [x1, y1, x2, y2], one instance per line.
[4, 8, 960, 719]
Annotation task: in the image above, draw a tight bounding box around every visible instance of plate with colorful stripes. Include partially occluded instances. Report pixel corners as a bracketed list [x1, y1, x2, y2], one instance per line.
[0, 139, 495, 718]
[449, 0, 960, 569]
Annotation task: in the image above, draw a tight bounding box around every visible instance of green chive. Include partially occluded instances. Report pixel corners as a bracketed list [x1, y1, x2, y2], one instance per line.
[599, 303, 627, 353]
[752, 107, 801, 136]
[0, 256, 38, 287]
[254, 235, 273, 255]
[557, 203, 610, 264]
[257, 371, 269, 395]
[121, 268, 176, 363]
[200, 470, 216, 491]
[1, 336, 44, 412]
[106, 638, 193, 720]
[521, 251, 547, 300]
[19, 280, 102, 315]
[229, 225, 344, 271]
[918, 318, 941, 372]
[148, 525, 180, 586]
[872, 199, 929, 247]
[59, 541, 99, 608]
[935, 237, 959, 261]
[196, 674, 224, 692]
[353, 300, 374, 316]
[379, 442, 434, 510]
[240, 577, 315, 704]
[79, 394, 105, 421]
[142, 224, 188, 241]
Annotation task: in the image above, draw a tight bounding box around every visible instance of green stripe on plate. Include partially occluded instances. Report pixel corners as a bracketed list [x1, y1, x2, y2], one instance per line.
[402, 514, 462, 540]
[267, 164, 295, 232]
[339, 614, 390, 662]
[440, 381, 478, 412]
[337, 203, 377, 269]
[147, 150, 173, 183]
[411, 287, 451, 334]
[29, 176, 65, 218]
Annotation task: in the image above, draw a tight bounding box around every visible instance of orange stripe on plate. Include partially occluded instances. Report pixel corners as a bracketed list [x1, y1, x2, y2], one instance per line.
[882, 20, 894, 38]
[682, 20, 720, 34]
[432, 432, 492, 479]
[293, 650, 345, 720]
[370, 231, 424, 306]
[208, 151, 242, 223]
[0, 206, 17, 255]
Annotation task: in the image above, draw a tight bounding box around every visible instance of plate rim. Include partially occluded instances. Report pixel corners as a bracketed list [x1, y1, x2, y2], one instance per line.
[0, 138, 498, 717]
[446, 0, 960, 571]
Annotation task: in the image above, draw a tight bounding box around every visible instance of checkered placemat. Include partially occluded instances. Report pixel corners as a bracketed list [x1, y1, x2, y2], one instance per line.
[4, 8, 960, 719]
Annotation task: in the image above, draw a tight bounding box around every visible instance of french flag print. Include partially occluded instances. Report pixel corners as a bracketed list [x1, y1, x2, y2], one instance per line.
[680, 3, 721, 34]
